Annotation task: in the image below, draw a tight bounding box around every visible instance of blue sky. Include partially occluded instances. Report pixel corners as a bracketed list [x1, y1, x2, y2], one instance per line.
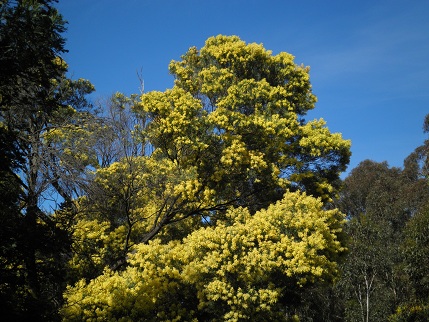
[56, 0, 429, 175]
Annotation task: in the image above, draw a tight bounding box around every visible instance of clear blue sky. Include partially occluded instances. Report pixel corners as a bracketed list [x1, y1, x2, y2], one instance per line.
[56, 0, 429, 175]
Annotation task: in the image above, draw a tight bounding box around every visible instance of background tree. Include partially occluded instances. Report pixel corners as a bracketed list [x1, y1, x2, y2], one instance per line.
[389, 204, 429, 321]
[100, 92, 149, 162]
[336, 157, 429, 321]
[0, 123, 27, 320]
[0, 1, 94, 319]
[389, 113, 429, 321]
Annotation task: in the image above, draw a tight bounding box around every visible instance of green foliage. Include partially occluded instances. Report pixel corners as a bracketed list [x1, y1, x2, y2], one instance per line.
[0, 0, 68, 126]
[386, 114, 429, 322]
[402, 205, 429, 300]
[0, 125, 25, 319]
[0, 1, 94, 320]
[335, 158, 429, 321]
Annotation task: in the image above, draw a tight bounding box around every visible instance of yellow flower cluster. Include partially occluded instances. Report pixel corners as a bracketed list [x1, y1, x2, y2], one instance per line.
[299, 119, 351, 157]
[62, 191, 345, 321]
[134, 35, 350, 203]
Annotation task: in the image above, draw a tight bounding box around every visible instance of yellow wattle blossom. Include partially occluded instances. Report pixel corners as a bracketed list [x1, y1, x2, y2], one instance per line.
[62, 191, 345, 321]
[61, 35, 350, 321]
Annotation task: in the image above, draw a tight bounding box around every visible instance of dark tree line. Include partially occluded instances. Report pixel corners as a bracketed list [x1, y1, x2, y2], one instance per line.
[0, 1, 93, 320]
[311, 122, 429, 322]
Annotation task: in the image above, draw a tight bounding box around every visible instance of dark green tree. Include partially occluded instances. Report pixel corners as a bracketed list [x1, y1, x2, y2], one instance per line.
[389, 114, 429, 321]
[336, 159, 429, 321]
[0, 1, 93, 320]
[389, 204, 429, 322]
[0, 125, 27, 320]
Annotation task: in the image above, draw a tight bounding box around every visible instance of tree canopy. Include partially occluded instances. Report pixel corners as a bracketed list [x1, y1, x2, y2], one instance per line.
[333, 116, 429, 321]
[141, 35, 350, 208]
[58, 35, 351, 320]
